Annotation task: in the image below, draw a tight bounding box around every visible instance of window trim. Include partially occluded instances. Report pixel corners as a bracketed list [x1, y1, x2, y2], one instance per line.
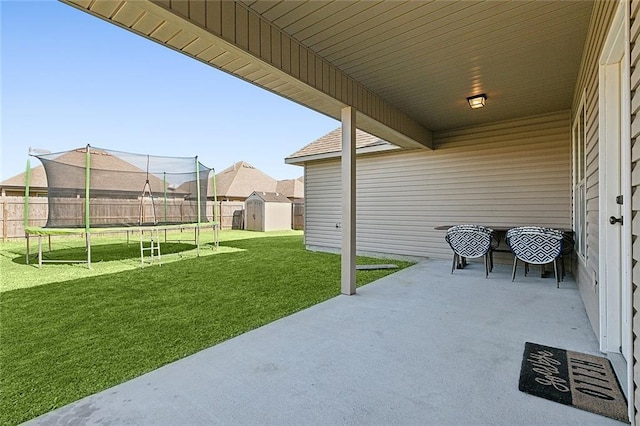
[572, 90, 587, 262]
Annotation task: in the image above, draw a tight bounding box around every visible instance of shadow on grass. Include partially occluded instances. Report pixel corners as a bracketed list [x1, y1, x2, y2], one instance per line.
[12, 242, 197, 265]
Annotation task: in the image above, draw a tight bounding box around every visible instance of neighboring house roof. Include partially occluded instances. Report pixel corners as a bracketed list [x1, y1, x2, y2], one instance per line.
[1, 148, 184, 196]
[285, 128, 399, 164]
[4, 155, 301, 201]
[276, 177, 304, 199]
[214, 161, 277, 199]
[247, 191, 291, 203]
[0, 165, 48, 189]
[47, 148, 172, 194]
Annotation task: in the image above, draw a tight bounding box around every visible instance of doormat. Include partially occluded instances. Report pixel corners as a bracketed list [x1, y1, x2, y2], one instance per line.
[518, 342, 627, 422]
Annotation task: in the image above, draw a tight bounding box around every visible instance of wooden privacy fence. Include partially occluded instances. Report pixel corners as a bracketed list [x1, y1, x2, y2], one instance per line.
[292, 203, 304, 230]
[210, 201, 245, 230]
[1, 197, 252, 240]
[1, 197, 48, 240]
[1, 198, 303, 240]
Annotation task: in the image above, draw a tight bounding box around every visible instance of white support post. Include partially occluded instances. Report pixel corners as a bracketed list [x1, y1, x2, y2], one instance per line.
[341, 107, 356, 295]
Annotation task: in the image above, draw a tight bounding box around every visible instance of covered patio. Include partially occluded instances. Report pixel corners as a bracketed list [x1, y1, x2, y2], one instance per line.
[27, 261, 624, 425]
[54, 1, 639, 421]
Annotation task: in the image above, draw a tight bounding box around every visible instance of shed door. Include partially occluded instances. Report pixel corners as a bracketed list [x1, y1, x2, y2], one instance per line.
[246, 200, 261, 231]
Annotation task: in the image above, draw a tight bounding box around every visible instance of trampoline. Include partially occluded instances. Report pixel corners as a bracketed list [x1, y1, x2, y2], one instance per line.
[23, 145, 219, 268]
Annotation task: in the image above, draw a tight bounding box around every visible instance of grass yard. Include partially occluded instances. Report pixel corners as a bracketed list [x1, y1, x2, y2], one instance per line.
[0, 229, 274, 292]
[0, 231, 413, 425]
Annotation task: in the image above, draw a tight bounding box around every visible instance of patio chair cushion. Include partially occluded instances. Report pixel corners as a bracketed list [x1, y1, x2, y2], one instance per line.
[506, 227, 563, 265]
[445, 224, 493, 258]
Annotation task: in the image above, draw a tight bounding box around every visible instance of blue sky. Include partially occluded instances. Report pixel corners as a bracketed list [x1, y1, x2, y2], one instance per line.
[0, 0, 338, 181]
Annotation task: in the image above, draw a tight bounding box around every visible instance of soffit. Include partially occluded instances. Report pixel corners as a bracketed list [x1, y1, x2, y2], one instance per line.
[62, 0, 433, 148]
[241, 0, 594, 131]
[63, 0, 593, 136]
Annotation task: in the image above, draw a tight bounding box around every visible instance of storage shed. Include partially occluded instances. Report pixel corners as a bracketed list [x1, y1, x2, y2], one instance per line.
[245, 191, 291, 232]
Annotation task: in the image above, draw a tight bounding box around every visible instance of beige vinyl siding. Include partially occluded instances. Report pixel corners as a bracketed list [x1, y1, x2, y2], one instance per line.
[570, 0, 617, 340]
[630, 0, 640, 420]
[304, 161, 341, 249]
[304, 111, 571, 260]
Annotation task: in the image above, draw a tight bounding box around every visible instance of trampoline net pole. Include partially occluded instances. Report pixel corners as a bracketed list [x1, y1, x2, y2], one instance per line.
[195, 157, 201, 256]
[24, 157, 31, 264]
[24, 157, 31, 229]
[85, 144, 91, 269]
[212, 169, 219, 249]
[163, 172, 167, 242]
[163, 172, 167, 223]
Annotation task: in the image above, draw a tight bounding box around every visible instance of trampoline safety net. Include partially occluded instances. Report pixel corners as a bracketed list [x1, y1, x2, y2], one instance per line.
[34, 146, 211, 228]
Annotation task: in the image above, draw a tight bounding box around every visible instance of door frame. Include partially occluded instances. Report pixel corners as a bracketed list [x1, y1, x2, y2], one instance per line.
[597, 0, 632, 411]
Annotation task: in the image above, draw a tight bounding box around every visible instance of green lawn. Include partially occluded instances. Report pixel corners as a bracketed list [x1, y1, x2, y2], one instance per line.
[0, 231, 413, 425]
[0, 229, 285, 293]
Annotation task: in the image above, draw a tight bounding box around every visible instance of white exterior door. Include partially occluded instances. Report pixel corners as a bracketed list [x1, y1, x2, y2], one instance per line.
[598, 2, 631, 402]
[600, 60, 628, 356]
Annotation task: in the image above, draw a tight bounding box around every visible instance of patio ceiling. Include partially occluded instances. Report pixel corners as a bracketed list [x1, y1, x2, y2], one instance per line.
[241, 0, 594, 131]
[62, 0, 594, 146]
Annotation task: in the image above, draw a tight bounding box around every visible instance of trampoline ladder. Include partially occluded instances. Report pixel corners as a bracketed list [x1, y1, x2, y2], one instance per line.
[139, 229, 161, 267]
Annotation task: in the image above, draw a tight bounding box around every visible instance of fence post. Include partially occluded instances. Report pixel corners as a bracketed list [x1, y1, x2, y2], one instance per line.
[2, 198, 7, 242]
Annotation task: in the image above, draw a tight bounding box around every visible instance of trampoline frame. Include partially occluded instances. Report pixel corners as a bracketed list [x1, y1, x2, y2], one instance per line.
[24, 222, 218, 268]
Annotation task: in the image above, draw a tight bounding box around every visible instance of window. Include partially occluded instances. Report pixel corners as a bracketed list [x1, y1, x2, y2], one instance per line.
[572, 95, 586, 260]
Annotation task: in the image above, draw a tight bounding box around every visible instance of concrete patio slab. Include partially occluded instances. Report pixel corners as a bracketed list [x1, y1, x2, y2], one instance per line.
[26, 260, 626, 425]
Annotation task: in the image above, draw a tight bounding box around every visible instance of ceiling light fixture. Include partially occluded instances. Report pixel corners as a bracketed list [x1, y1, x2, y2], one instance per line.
[466, 94, 487, 109]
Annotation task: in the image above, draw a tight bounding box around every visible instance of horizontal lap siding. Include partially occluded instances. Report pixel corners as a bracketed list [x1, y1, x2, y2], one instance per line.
[428, 112, 571, 259]
[304, 111, 571, 260]
[305, 162, 341, 248]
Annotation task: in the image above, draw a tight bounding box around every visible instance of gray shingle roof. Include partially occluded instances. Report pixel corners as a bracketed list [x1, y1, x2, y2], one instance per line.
[247, 191, 291, 203]
[286, 128, 394, 160]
